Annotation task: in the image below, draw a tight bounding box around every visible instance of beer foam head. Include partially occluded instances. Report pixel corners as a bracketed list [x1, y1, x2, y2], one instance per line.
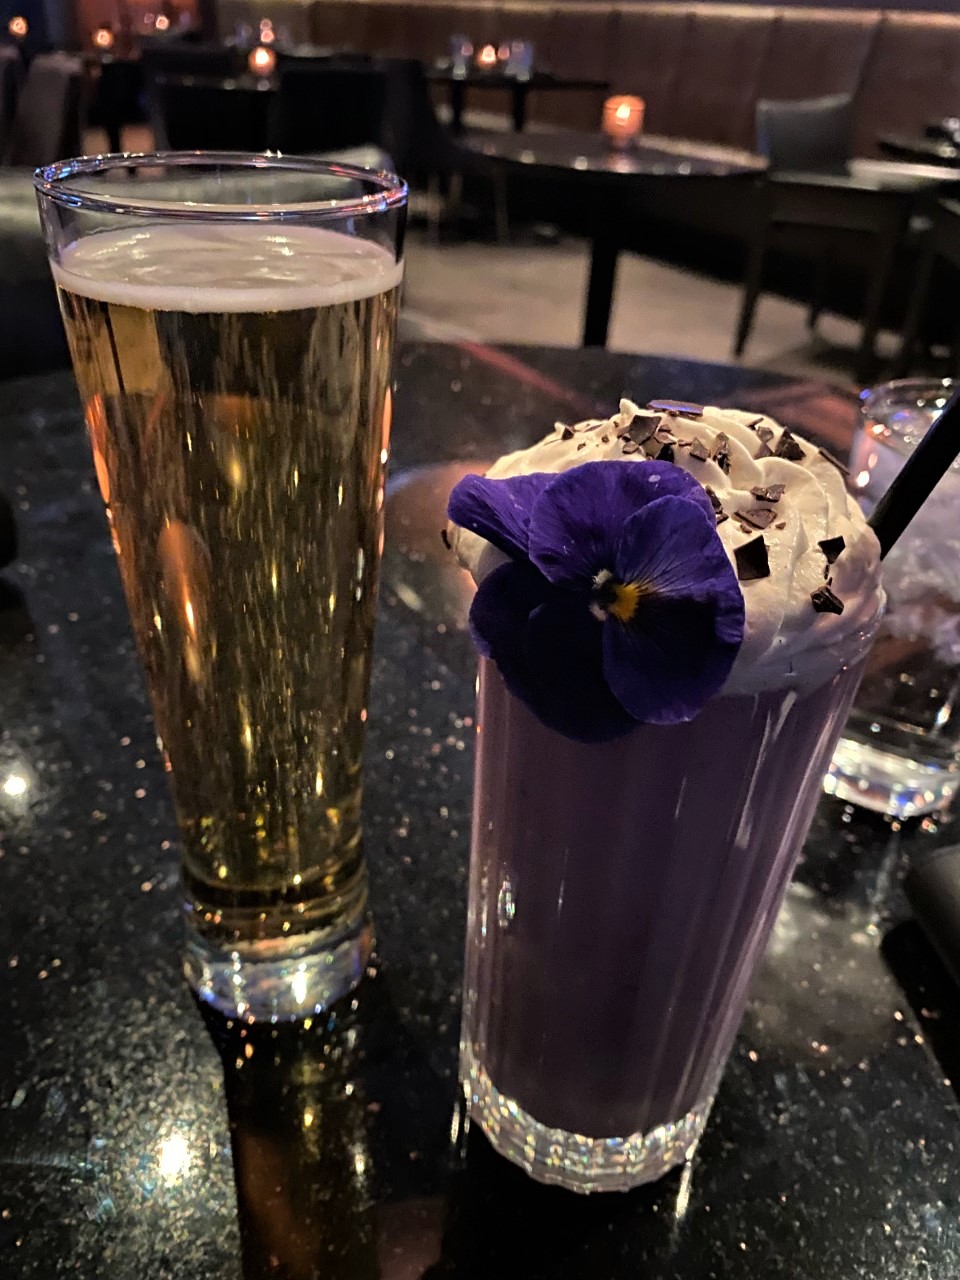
[450, 402, 884, 696]
[53, 223, 403, 313]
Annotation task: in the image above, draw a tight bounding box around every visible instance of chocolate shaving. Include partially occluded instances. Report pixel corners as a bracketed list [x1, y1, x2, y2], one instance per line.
[601, 434, 609, 443]
[577, 441, 587, 451]
[818, 447, 848, 478]
[811, 585, 844, 615]
[648, 399, 704, 418]
[712, 433, 731, 474]
[775, 431, 806, 462]
[622, 415, 661, 446]
[746, 416, 765, 430]
[818, 535, 846, 565]
[716, 512, 729, 525]
[651, 441, 675, 463]
[755, 442, 774, 460]
[688, 438, 710, 462]
[750, 483, 785, 503]
[560, 424, 574, 440]
[704, 486, 724, 515]
[735, 536, 770, 582]
[440, 527, 451, 551]
[756, 425, 774, 443]
[733, 506, 777, 531]
[621, 440, 640, 455]
[775, 520, 786, 530]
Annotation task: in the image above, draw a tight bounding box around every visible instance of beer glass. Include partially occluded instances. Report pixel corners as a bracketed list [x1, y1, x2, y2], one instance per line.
[35, 154, 406, 1020]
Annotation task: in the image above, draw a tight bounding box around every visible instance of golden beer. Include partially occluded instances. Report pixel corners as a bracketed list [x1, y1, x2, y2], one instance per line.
[54, 222, 402, 1008]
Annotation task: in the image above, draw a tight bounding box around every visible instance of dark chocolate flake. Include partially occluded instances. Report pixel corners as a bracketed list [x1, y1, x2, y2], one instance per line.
[716, 512, 729, 525]
[621, 414, 661, 446]
[746, 416, 765, 431]
[775, 520, 786, 530]
[811, 585, 844, 615]
[440, 527, 451, 551]
[577, 441, 587, 451]
[733, 506, 777, 531]
[648, 399, 704, 418]
[703, 486, 724, 515]
[651, 441, 675, 463]
[601, 434, 609, 443]
[712, 432, 732, 473]
[688, 438, 710, 462]
[756, 425, 774, 443]
[560, 424, 574, 440]
[755, 442, 774, 460]
[775, 430, 806, 462]
[750, 483, 785, 503]
[818, 535, 846, 565]
[735, 536, 770, 582]
[621, 440, 640, 455]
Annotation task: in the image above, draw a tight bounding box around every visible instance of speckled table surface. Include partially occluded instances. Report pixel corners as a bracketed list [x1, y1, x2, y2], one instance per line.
[1, 342, 959, 1280]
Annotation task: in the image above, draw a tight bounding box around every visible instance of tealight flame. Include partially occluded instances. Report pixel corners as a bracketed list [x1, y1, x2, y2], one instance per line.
[476, 43, 497, 68]
[92, 25, 114, 49]
[154, 13, 169, 30]
[248, 43, 276, 75]
[8, 15, 27, 37]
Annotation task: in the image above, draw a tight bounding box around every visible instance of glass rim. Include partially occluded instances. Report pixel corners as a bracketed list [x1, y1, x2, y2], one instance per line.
[859, 376, 957, 413]
[33, 151, 408, 221]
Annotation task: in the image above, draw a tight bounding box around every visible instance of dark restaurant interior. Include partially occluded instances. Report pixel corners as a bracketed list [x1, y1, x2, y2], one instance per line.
[3, 0, 960, 1276]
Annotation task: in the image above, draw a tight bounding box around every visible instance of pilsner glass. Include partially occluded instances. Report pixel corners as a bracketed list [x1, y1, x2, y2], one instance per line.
[35, 154, 406, 1020]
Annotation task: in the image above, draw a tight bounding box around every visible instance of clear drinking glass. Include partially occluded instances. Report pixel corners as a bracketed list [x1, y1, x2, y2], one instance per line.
[826, 378, 960, 818]
[35, 154, 406, 1020]
[460, 642, 875, 1193]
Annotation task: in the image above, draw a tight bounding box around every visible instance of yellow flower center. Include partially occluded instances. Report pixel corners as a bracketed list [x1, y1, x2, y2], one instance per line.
[606, 580, 642, 622]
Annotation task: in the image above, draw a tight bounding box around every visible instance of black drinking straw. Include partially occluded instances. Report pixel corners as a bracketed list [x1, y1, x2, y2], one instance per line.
[868, 386, 960, 560]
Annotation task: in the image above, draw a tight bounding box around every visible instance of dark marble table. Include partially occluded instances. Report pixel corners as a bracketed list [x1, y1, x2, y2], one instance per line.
[1, 342, 959, 1280]
[462, 129, 765, 347]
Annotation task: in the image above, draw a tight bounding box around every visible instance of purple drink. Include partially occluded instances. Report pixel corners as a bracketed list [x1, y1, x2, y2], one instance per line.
[460, 657, 865, 1190]
[450, 399, 883, 1192]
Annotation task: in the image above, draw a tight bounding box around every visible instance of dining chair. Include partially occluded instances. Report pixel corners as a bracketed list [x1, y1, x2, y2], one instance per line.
[895, 198, 960, 375]
[5, 51, 84, 167]
[735, 93, 917, 381]
[148, 74, 278, 151]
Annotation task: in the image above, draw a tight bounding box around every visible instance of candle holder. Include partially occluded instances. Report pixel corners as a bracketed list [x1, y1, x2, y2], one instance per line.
[602, 95, 645, 150]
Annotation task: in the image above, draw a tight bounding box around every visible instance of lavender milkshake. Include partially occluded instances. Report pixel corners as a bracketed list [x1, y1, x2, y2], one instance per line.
[449, 401, 883, 1193]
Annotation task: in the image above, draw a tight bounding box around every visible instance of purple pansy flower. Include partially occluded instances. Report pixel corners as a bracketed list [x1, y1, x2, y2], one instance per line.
[449, 460, 745, 742]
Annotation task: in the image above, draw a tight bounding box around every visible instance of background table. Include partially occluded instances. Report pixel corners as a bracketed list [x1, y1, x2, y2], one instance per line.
[463, 130, 765, 346]
[1, 342, 959, 1279]
[428, 68, 609, 134]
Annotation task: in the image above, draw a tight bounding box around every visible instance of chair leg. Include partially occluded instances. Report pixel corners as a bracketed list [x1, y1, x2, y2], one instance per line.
[893, 236, 937, 378]
[447, 169, 463, 224]
[426, 173, 442, 242]
[857, 210, 904, 385]
[807, 247, 832, 331]
[734, 220, 771, 358]
[492, 169, 509, 243]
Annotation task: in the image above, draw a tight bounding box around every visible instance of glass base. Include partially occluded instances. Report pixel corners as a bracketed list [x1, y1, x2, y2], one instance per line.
[183, 912, 373, 1022]
[826, 733, 959, 818]
[460, 1046, 709, 1194]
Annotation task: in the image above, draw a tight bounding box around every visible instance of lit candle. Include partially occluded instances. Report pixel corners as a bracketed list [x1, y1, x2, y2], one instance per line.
[497, 42, 510, 62]
[154, 13, 170, 30]
[259, 18, 275, 43]
[7, 15, 27, 38]
[92, 24, 115, 50]
[476, 43, 497, 70]
[248, 43, 276, 76]
[602, 95, 645, 149]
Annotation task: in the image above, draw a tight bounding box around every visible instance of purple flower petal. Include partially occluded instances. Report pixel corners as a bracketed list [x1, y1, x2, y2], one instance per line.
[523, 598, 637, 742]
[602, 498, 744, 723]
[448, 472, 553, 561]
[469, 560, 636, 742]
[528, 461, 716, 588]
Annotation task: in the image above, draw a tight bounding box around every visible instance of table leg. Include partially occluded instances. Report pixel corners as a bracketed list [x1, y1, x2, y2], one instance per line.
[582, 234, 619, 348]
[512, 84, 527, 132]
[450, 81, 465, 136]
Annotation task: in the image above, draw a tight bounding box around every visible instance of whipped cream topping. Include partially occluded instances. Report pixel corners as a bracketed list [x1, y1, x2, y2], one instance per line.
[451, 400, 883, 695]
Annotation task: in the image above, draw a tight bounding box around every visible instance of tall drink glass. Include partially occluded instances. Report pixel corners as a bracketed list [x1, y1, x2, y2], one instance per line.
[35, 154, 406, 1020]
[451, 401, 883, 1192]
